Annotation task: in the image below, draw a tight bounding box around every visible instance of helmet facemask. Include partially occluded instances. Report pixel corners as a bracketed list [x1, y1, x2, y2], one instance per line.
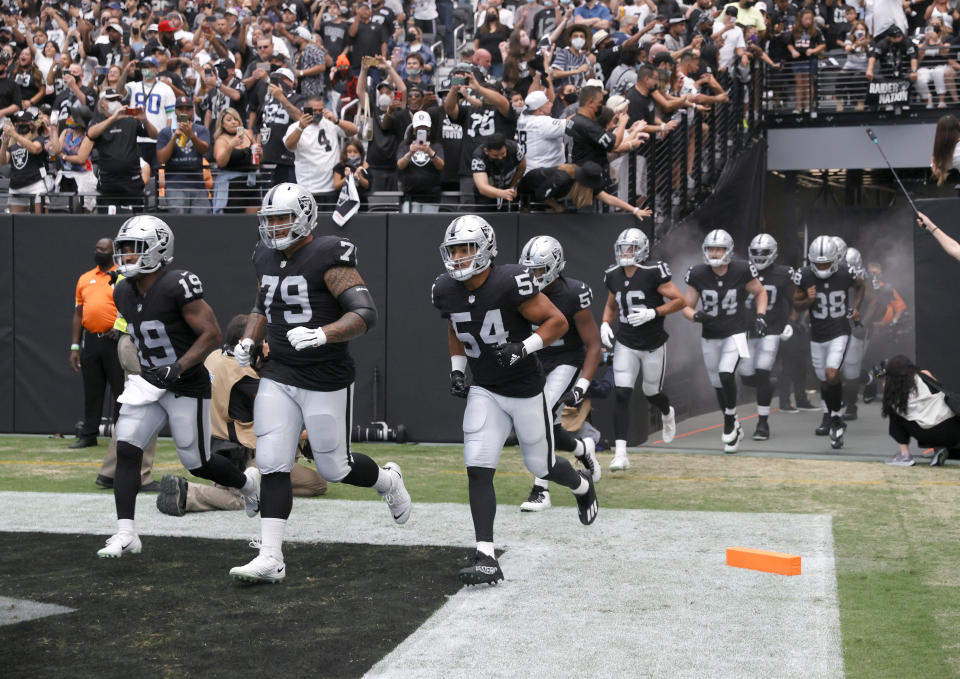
[258, 209, 306, 250]
[442, 241, 490, 281]
[748, 246, 776, 270]
[113, 238, 163, 278]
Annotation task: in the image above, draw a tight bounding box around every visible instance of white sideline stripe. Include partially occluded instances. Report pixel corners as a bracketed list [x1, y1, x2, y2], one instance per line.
[0, 596, 75, 626]
[0, 492, 843, 678]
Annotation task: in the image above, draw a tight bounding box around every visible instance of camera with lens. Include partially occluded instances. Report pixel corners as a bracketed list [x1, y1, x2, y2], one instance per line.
[864, 360, 886, 385]
[351, 421, 408, 443]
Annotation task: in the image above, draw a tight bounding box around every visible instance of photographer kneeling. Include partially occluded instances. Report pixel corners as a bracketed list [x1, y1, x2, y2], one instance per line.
[882, 355, 960, 467]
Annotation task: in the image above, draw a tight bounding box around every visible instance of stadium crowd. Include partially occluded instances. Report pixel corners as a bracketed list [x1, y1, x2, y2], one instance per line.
[0, 0, 955, 213]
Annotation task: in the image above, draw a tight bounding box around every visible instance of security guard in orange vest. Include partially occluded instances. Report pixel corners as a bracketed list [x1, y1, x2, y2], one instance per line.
[70, 238, 124, 449]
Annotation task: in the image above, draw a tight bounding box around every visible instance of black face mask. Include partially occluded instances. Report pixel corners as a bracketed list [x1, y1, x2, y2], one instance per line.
[563, 92, 578, 104]
[346, 156, 362, 168]
[94, 251, 113, 266]
[406, 32, 417, 42]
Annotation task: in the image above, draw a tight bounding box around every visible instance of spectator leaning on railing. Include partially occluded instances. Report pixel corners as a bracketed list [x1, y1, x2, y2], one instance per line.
[470, 132, 525, 208]
[517, 89, 566, 173]
[865, 26, 917, 85]
[157, 95, 211, 215]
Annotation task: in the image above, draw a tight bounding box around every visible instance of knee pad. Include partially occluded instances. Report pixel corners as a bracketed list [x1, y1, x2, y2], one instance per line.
[755, 369, 771, 383]
[116, 441, 143, 464]
[719, 372, 737, 391]
[466, 466, 496, 486]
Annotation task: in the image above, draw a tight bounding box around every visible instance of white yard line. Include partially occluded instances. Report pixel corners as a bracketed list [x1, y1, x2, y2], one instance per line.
[0, 492, 844, 678]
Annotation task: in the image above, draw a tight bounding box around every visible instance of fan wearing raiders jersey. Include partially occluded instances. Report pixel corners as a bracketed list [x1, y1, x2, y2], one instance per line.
[600, 228, 686, 471]
[432, 216, 598, 586]
[737, 233, 796, 442]
[516, 236, 603, 513]
[97, 216, 260, 560]
[683, 229, 768, 453]
[229, 183, 410, 585]
[794, 235, 864, 450]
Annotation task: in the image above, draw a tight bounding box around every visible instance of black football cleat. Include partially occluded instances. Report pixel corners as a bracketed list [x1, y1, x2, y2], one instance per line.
[815, 412, 830, 436]
[458, 551, 504, 586]
[829, 417, 846, 450]
[752, 419, 770, 441]
[575, 471, 598, 525]
[843, 404, 858, 421]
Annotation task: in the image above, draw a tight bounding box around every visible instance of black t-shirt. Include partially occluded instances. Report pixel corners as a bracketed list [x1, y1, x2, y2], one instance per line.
[332, 162, 371, 195]
[397, 134, 445, 199]
[470, 139, 524, 191]
[113, 269, 211, 398]
[828, 21, 852, 49]
[772, 6, 799, 32]
[439, 113, 463, 185]
[253, 235, 360, 391]
[625, 86, 657, 126]
[518, 167, 575, 202]
[566, 113, 614, 169]
[8, 138, 47, 189]
[540, 275, 592, 370]
[10, 66, 41, 102]
[432, 263, 545, 398]
[453, 102, 516, 177]
[685, 259, 759, 339]
[89, 41, 124, 67]
[53, 85, 97, 130]
[605, 262, 671, 351]
[89, 113, 148, 176]
[320, 19, 350, 59]
[348, 21, 387, 68]
[531, 7, 559, 40]
[869, 38, 918, 77]
[475, 26, 510, 65]
[788, 28, 824, 59]
[370, 6, 397, 37]
[797, 264, 857, 342]
[256, 90, 303, 165]
[746, 263, 794, 335]
[0, 76, 22, 111]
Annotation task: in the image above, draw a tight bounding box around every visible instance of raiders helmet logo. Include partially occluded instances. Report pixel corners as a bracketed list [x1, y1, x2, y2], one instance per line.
[298, 194, 314, 218]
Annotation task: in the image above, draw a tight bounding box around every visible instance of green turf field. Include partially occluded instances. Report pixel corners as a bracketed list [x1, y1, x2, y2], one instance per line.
[3, 436, 959, 678]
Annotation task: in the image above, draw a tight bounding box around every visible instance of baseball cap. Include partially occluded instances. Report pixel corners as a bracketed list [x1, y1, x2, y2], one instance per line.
[158, 19, 175, 32]
[887, 26, 903, 37]
[652, 51, 675, 66]
[336, 53, 350, 69]
[584, 78, 606, 91]
[724, 5, 738, 16]
[376, 80, 395, 91]
[146, 23, 159, 32]
[524, 90, 549, 111]
[175, 95, 194, 108]
[107, 22, 124, 33]
[273, 67, 296, 82]
[140, 56, 159, 67]
[592, 29, 609, 48]
[101, 88, 124, 101]
[755, 1, 768, 11]
[224, 6, 239, 15]
[668, 17, 685, 25]
[412, 110, 432, 128]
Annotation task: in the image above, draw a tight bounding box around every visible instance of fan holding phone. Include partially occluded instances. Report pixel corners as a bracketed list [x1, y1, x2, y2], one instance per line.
[396, 110, 444, 210]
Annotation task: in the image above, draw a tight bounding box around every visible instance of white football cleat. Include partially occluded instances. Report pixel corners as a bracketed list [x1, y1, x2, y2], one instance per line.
[661, 406, 676, 444]
[97, 532, 142, 558]
[242, 466, 261, 518]
[609, 454, 630, 472]
[576, 437, 601, 482]
[229, 553, 286, 584]
[722, 423, 744, 454]
[380, 462, 411, 524]
[520, 486, 551, 512]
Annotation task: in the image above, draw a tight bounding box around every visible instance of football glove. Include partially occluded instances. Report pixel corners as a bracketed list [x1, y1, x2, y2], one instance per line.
[754, 313, 767, 337]
[600, 321, 615, 349]
[779, 323, 794, 341]
[450, 370, 469, 398]
[287, 326, 327, 351]
[693, 310, 707, 323]
[494, 342, 527, 368]
[626, 308, 656, 327]
[234, 338, 255, 367]
[563, 386, 586, 408]
[141, 362, 182, 389]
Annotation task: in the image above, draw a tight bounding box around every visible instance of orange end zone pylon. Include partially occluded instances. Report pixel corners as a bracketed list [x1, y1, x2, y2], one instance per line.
[726, 547, 801, 576]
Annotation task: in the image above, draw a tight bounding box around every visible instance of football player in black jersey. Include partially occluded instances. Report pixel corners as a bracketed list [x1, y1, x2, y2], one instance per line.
[432, 216, 599, 586]
[839, 245, 868, 421]
[600, 228, 686, 470]
[516, 235, 603, 512]
[737, 234, 796, 441]
[98, 216, 261, 559]
[229, 183, 411, 584]
[683, 229, 768, 453]
[793, 235, 865, 449]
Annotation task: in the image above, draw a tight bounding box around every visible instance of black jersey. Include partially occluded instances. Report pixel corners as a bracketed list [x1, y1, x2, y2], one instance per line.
[746, 263, 795, 336]
[685, 259, 759, 339]
[113, 269, 211, 398]
[253, 235, 359, 391]
[432, 263, 545, 398]
[539, 275, 593, 370]
[604, 261, 671, 351]
[796, 264, 857, 342]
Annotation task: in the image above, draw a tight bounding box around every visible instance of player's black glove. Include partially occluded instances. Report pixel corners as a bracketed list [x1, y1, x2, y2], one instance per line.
[449, 370, 469, 398]
[754, 313, 767, 337]
[141, 362, 182, 389]
[494, 342, 527, 368]
[563, 386, 586, 408]
[693, 311, 707, 323]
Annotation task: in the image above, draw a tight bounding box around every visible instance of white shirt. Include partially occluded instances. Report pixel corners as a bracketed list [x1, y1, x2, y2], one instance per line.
[714, 22, 746, 69]
[125, 79, 176, 144]
[864, 0, 908, 37]
[283, 118, 344, 193]
[951, 141, 960, 173]
[517, 113, 567, 172]
[412, 0, 439, 21]
[901, 375, 954, 429]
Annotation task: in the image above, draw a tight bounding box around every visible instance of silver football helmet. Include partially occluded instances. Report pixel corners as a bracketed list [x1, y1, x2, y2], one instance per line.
[113, 215, 174, 278]
[440, 215, 498, 281]
[748, 233, 778, 270]
[258, 182, 317, 249]
[831, 236, 847, 257]
[808, 235, 841, 279]
[702, 229, 734, 266]
[845, 246, 863, 275]
[520, 235, 565, 288]
[614, 227, 649, 267]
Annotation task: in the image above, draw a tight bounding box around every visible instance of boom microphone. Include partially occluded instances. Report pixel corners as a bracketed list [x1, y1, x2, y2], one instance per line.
[865, 128, 921, 219]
